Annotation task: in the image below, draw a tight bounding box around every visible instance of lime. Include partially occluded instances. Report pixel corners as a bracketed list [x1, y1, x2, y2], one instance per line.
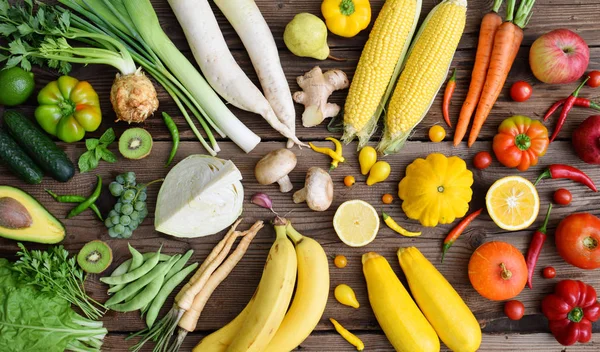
[0, 67, 35, 106]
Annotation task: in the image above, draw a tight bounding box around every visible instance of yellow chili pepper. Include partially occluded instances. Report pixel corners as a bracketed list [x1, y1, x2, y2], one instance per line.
[321, 0, 371, 38]
[330, 318, 365, 351]
[309, 137, 345, 171]
[382, 212, 422, 237]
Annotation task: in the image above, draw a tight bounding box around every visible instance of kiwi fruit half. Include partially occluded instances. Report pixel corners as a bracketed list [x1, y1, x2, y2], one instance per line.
[77, 240, 113, 274]
[119, 128, 153, 160]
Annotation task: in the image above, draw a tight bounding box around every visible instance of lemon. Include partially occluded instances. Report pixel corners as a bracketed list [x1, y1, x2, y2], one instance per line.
[333, 200, 380, 247]
[486, 176, 540, 231]
[0, 67, 35, 106]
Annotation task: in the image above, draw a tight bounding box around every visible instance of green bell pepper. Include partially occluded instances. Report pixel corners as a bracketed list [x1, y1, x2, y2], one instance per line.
[35, 76, 102, 143]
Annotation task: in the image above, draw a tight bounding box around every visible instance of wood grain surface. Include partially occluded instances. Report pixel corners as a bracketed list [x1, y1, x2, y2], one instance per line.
[2, 0, 600, 351]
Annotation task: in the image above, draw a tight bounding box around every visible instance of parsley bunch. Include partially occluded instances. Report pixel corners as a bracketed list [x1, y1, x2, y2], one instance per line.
[12, 243, 106, 320]
[79, 128, 117, 173]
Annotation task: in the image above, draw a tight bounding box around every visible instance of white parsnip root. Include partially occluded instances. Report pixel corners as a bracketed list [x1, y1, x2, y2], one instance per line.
[293, 66, 349, 128]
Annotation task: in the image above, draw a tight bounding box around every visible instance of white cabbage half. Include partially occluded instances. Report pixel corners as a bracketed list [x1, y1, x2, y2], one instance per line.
[154, 155, 243, 238]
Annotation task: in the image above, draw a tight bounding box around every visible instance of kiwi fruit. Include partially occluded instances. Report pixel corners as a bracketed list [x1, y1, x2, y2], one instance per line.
[77, 240, 113, 274]
[119, 128, 153, 160]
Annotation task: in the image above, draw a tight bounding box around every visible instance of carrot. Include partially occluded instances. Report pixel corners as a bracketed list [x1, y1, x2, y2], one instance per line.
[467, 0, 536, 147]
[453, 0, 503, 146]
[443, 68, 457, 128]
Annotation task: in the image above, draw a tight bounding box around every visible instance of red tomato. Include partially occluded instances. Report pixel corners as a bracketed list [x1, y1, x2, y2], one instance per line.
[553, 188, 572, 205]
[504, 300, 525, 320]
[588, 71, 600, 88]
[555, 213, 600, 269]
[473, 151, 492, 170]
[542, 266, 556, 279]
[510, 81, 533, 102]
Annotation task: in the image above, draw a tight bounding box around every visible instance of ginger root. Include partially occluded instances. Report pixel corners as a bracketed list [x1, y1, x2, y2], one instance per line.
[293, 66, 349, 127]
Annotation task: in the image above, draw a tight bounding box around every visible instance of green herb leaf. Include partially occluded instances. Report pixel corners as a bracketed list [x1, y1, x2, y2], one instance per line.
[5, 55, 22, 69]
[86, 138, 99, 151]
[78, 150, 94, 173]
[88, 154, 99, 170]
[0, 23, 16, 36]
[100, 148, 117, 163]
[99, 128, 115, 145]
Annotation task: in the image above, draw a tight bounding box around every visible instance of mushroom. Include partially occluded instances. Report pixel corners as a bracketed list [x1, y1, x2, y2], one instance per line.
[255, 148, 297, 193]
[293, 167, 333, 211]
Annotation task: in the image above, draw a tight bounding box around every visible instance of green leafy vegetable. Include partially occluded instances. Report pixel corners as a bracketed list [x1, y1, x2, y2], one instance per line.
[0, 258, 107, 352]
[12, 243, 106, 320]
[79, 128, 117, 173]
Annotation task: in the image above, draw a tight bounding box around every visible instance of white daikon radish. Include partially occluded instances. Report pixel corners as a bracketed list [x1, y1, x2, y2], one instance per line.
[213, 0, 298, 148]
[168, 0, 305, 147]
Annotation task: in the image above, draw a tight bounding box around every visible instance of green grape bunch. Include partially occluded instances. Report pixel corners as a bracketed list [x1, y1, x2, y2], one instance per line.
[104, 172, 160, 239]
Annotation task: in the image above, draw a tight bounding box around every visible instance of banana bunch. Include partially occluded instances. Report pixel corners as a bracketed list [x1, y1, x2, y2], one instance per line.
[194, 218, 330, 352]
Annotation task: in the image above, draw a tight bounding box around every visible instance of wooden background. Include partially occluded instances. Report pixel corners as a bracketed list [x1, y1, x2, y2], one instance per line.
[1, 0, 600, 350]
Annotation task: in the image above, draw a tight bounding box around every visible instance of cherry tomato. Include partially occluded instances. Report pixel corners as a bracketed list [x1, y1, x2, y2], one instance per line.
[587, 71, 600, 88]
[504, 300, 525, 320]
[542, 266, 556, 279]
[473, 151, 492, 170]
[510, 81, 533, 102]
[429, 125, 446, 143]
[553, 188, 572, 205]
[344, 175, 355, 187]
[334, 255, 347, 268]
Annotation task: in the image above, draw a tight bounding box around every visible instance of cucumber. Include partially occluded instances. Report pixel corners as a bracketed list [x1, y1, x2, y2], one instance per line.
[0, 129, 43, 184]
[3, 111, 75, 182]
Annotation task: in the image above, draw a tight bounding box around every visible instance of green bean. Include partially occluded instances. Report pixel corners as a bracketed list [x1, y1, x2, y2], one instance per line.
[46, 189, 104, 221]
[101, 248, 162, 286]
[110, 264, 171, 313]
[162, 112, 179, 167]
[129, 244, 145, 271]
[145, 262, 199, 328]
[165, 250, 193, 281]
[105, 256, 176, 306]
[67, 175, 103, 218]
[107, 253, 171, 294]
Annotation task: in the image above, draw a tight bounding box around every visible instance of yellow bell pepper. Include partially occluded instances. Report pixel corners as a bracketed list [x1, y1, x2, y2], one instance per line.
[321, 0, 371, 38]
[399, 153, 473, 227]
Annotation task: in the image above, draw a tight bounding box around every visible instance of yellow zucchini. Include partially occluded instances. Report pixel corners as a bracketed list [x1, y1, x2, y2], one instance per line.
[397, 247, 481, 352]
[362, 252, 440, 352]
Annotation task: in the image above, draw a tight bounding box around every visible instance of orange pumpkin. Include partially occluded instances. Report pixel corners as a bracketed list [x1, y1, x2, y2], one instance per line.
[468, 241, 527, 301]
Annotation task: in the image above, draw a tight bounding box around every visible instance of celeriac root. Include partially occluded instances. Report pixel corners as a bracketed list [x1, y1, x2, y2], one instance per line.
[293, 66, 349, 128]
[110, 67, 159, 123]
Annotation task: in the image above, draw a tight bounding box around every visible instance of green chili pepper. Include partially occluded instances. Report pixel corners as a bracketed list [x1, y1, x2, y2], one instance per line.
[67, 175, 103, 218]
[46, 189, 104, 221]
[162, 112, 179, 167]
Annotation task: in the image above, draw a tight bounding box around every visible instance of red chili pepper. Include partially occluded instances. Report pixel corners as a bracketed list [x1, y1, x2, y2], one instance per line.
[534, 164, 597, 192]
[550, 77, 589, 142]
[441, 208, 482, 263]
[442, 68, 456, 128]
[541, 280, 600, 346]
[525, 203, 552, 289]
[544, 98, 600, 121]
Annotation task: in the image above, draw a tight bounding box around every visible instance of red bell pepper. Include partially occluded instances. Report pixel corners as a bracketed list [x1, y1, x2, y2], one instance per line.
[541, 280, 600, 346]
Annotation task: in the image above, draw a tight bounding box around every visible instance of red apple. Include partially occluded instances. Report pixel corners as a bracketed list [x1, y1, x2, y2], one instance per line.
[572, 115, 600, 164]
[529, 29, 589, 84]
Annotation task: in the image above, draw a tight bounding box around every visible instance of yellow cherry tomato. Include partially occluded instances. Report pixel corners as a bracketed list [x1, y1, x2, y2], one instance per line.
[344, 175, 355, 187]
[358, 146, 377, 175]
[366, 161, 390, 186]
[334, 255, 347, 268]
[429, 125, 446, 143]
[382, 193, 393, 204]
[334, 284, 360, 308]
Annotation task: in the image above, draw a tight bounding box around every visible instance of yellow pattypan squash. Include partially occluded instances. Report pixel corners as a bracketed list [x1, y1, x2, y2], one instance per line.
[398, 153, 473, 227]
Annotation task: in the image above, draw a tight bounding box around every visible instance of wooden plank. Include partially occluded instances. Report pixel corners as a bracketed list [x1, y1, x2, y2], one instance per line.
[8, 47, 600, 145]
[1, 141, 599, 334]
[102, 331, 600, 351]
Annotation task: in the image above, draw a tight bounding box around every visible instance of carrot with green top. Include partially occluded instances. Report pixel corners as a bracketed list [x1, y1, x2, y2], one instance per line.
[443, 69, 457, 127]
[467, 0, 537, 147]
[454, 0, 503, 146]
[441, 208, 483, 262]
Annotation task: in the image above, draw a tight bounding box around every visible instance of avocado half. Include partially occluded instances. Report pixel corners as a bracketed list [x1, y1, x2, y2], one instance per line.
[0, 185, 65, 243]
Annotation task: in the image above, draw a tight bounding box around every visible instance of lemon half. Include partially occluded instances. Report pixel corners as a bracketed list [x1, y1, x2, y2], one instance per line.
[333, 200, 380, 247]
[486, 176, 540, 231]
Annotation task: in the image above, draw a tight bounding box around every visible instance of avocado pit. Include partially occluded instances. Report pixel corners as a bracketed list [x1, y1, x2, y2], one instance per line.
[0, 197, 33, 229]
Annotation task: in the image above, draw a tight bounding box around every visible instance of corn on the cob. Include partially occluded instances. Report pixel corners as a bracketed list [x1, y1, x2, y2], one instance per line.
[342, 0, 422, 148]
[377, 0, 467, 155]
